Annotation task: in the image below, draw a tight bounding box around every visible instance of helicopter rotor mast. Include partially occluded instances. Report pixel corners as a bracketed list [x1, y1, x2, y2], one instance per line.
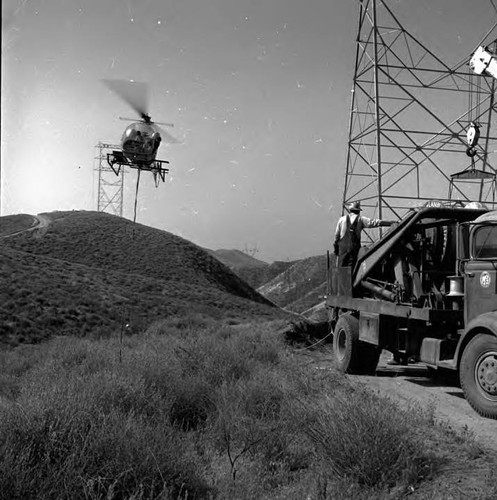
[104, 78, 179, 146]
[103, 78, 176, 129]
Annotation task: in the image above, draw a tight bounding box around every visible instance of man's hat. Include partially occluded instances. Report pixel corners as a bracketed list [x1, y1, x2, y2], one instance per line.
[348, 201, 362, 213]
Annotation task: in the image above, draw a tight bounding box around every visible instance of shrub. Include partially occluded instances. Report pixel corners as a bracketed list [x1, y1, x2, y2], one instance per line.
[147, 313, 218, 337]
[209, 363, 315, 492]
[169, 376, 215, 431]
[303, 386, 433, 489]
[0, 361, 212, 499]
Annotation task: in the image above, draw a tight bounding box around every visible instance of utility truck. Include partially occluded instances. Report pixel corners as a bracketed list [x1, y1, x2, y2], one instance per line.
[326, 205, 497, 418]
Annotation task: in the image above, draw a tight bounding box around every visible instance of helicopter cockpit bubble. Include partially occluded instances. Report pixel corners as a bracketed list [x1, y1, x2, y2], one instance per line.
[123, 122, 152, 138]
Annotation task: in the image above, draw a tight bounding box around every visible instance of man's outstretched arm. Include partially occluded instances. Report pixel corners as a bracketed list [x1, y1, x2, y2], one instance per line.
[361, 217, 396, 229]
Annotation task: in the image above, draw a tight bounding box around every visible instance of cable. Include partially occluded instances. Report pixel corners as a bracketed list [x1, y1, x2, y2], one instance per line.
[131, 168, 142, 239]
[293, 325, 335, 351]
[133, 168, 141, 224]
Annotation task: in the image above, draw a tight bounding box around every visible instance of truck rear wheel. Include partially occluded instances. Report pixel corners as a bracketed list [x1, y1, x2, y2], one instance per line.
[460, 334, 497, 419]
[333, 314, 380, 375]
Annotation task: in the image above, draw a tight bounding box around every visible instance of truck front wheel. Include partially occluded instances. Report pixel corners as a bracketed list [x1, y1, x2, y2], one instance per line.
[333, 314, 380, 375]
[460, 333, 497, 420]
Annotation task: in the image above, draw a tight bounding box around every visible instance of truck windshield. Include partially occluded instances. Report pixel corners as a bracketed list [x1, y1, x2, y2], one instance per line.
[474, 225, 497, 258]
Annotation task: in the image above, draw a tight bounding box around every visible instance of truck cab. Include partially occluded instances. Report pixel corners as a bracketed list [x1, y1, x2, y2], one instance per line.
[461, 214, 497, 324]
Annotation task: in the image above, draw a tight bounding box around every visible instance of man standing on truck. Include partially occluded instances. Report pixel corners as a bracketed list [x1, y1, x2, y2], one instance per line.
[333, 201, 394, 268]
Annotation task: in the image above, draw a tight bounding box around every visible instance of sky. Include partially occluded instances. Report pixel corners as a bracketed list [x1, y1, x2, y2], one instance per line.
[1, 0, 497, 262]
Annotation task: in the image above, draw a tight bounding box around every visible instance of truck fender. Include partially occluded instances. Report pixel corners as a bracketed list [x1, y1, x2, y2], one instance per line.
[456, 311, 497, 367]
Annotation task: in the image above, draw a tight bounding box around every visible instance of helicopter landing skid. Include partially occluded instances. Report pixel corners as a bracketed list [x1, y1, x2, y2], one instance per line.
[107, 150, 170, 184]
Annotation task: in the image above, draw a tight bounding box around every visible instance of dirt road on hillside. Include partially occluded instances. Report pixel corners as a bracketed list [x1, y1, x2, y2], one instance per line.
[311, 350, 497, 451]
[0, 214, 50, 239]
[32, 214, 51, 237]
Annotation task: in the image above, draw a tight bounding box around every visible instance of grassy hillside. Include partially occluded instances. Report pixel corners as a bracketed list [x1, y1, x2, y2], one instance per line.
[2, 213, 496, 500]
[0, 211, 282, 345]
[3, 211, 270, 303]
[1, 318, 495, 500]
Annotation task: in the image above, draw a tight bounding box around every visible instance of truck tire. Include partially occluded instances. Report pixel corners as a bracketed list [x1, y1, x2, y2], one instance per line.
[360, 342, 381, 375]
[333, 314, 380, 375]
[460, 334, 497, 419]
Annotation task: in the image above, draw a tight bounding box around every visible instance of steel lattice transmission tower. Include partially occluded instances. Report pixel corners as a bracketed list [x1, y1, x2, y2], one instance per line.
[343, 0, 497, 222]
[94, 142, 125, 217]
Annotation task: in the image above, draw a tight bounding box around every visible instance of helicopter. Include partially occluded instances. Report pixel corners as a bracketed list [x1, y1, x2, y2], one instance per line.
[103, 78, 178, 185]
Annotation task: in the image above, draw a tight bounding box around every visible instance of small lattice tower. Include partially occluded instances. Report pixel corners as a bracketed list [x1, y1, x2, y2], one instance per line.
[94, 142, 125, 217]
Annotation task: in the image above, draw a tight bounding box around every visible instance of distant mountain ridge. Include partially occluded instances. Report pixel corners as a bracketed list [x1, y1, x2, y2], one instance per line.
[207, 248, 268, 270]
[209, 247, 331, 321]
[256, 255, 328, 312]
[207, 245, 330, 319]
[207, 248, 299, 291]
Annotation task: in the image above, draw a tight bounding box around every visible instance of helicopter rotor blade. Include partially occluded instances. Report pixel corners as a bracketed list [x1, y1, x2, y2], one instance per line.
[103, 79, 149, 120]
[153, 121, 174, 128]
[119, 116, 141, 122]
[120, 117, 174, 129]
[152, 123, 180, 144]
